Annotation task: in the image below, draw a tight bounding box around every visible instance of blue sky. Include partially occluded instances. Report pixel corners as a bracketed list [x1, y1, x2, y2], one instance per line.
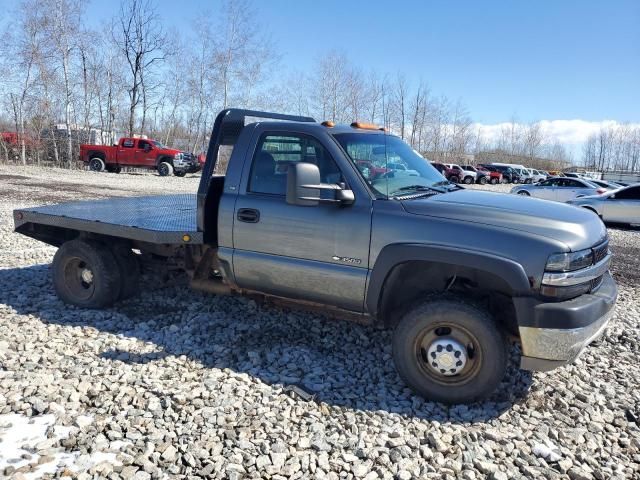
[81, 0, 640, 125]
[2, 0, 637, 149]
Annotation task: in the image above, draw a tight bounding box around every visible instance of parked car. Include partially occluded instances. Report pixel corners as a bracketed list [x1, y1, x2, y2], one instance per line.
[511, 177, 607, 201]
[568, 184, 640, 225]
[356, 160, 390, 180]
[445, 164, 476, 184]
[491, 163, 532, 183]
[478, 164, 520, 183]
[587, 179, 624, 190]
[14, 108, 617, 404]
[475, 166, 503, 184]
[386, 161, 420, 177]
[461, 165, 490, 184]
[80, 137, 200, 177]
[528, 169, 547, 183]
[431, 162, 458, 182]
[547, 170, 563, 177]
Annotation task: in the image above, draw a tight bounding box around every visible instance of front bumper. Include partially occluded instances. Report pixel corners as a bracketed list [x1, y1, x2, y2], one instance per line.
[173, 157, 201, 173]
[518, 271, 617, 371]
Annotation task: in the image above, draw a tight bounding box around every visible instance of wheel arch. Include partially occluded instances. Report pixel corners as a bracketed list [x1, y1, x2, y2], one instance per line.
[367, 244, 531, 327]
[156, 155, 174, 166]
[88, 151, 106, 161]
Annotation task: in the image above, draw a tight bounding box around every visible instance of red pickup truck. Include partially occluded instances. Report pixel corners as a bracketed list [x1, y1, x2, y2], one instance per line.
[80, 137, 200, 177]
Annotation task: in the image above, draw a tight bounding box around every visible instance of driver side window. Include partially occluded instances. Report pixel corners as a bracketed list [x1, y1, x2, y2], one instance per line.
[614, 186, 640, 200]
[249, 133, 342, 196]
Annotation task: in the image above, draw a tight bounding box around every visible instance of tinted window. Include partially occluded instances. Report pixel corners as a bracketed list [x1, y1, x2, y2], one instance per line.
[539, 179, 554, 187]
[138, 140, 151, 150]
[249, 133, 341, 195]
[615, 186, 640, 200]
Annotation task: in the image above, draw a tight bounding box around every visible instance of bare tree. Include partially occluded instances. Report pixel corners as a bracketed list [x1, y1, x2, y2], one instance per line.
[115, 0, 166, 136]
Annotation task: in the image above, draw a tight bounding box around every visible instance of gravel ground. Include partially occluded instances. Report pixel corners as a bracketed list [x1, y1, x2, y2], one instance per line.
[1, 165, 639, 479]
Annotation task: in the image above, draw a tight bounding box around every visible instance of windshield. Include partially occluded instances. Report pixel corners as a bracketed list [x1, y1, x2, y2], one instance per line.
[152, 140, 166, 149]
[333, 133, 449, 197]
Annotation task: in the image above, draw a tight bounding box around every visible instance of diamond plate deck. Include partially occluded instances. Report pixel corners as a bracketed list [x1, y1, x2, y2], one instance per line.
[15, 194, 203, 244]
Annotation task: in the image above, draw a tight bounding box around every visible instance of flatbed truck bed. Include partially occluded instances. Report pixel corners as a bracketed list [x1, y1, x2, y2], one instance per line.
[14, 194, 203, 245]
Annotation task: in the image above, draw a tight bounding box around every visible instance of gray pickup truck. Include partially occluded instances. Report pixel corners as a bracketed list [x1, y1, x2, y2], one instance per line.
[14, 109, 617, 404]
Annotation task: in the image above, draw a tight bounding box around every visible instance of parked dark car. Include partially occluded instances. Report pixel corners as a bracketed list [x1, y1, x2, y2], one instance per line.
[478, 164, 520, 183]
[462, 165, 490, 185]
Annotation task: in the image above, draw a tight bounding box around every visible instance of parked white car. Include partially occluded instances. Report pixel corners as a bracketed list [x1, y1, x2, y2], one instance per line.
[528, 169, 547, 183]
[445, 164, 477, 184]
[511, 177, 606, 201]
[568, 184, 640, 225]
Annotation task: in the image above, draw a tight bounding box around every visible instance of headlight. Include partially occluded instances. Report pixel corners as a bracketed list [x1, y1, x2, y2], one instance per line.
[545, 249, 594, 272]
[174, 153, 183, 159]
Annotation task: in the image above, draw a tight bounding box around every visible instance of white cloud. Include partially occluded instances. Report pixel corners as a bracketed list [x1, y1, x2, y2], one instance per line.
[474, 120, 640, 146]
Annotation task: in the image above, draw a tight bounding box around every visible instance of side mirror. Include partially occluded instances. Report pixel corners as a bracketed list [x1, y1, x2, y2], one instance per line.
[286, 163, 354, 206]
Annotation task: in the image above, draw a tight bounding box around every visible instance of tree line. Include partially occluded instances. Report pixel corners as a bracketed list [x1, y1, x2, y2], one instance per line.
[0, 0, 609, 172]
[582, 125, 640, 173]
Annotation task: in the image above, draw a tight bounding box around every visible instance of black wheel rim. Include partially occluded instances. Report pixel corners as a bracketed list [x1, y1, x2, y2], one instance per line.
[90, 159, 101, 171]
[413, 323, 483, 386]
[159, 164, 168, 175]
[63, 257, 95, 301]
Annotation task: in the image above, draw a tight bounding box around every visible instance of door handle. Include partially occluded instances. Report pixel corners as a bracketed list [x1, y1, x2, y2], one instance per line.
[237, 208, 260, 223]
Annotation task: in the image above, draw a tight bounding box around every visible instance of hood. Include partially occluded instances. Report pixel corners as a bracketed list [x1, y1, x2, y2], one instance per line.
[160, 148, 181, 155]
[402, 189, 607, 251]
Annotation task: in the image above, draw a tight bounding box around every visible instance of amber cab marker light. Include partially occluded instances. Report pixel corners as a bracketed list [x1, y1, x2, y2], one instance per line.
[321, 120, 335, 128]
[182, 234, 191, 242]
[351, 121, 382, 130]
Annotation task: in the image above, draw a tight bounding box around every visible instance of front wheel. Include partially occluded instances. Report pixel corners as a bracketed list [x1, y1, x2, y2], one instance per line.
[158, 161, 173, 177]
[174, 170, 186, 177]
[517, 190, 530, 196]
[478, 176, 487, 185]
[463, 176, 474, 185]
[392, 300, 507, 404]
[450, 176, 460, 184]
[490, 177, 499, 185]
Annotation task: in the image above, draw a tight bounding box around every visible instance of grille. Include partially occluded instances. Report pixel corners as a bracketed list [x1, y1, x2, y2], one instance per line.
[589, 275, 604, 292]
[593, 240, 609, 263]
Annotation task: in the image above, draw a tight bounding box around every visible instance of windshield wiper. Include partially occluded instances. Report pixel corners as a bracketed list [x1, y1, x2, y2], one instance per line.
[390, 185, 445, 197]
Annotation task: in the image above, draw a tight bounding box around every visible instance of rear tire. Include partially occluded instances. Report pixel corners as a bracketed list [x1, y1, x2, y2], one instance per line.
[517, 190, 530, 196]
[392, 299, 508, 404]
[463, 176, 474, 185]
[478, 176, 487, 185]
[89, 158, 105, 172]
[490, 177, 498, 185]
[52, 240, 121, 308]
[450, 176, 460, 184]
[158, 161, 173, 177]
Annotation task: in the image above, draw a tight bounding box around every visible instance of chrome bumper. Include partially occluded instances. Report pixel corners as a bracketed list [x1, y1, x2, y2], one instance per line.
[519, 272, 617, 372]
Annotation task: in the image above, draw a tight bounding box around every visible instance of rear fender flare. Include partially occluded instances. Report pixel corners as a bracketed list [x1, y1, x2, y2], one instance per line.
[366, 243, 532, 319]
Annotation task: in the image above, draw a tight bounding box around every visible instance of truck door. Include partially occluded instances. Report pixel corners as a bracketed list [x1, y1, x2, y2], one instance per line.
[232, 128, 372, 312]
[116, 138, 136, 165]
[136, 139, 156, 167]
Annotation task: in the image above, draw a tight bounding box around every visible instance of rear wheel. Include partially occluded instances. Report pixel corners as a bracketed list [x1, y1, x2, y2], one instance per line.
[517, 190, 530, 196]
[158, 161, 173, 176]
[463, 176, 474, 185]
[52, 240, 121, 308]
[450, 175, 460, 184]
[478, 176, 487, 185]
[89, 157, 105, 172]
[392, 300, 507, 404]
[490, 177, 499, 185]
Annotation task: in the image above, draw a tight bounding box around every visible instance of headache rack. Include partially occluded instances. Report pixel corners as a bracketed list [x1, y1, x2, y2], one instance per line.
[196, 109, 316, 232]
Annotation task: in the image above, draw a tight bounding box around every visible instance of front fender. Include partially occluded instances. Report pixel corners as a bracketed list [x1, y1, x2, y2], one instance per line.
[366, 243, 532, 318]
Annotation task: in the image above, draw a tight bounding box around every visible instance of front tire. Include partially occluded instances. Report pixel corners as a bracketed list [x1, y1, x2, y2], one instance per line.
[478, 176, 487, 185]
[463, 176, 474, 185]
[158, 161, 173, 176]
[392, 300, 507, 404]
[517, 190, 530, 196]
[89, 157, 105, 172]
[52, 240, 121, 308]
[490, 177, 499, 185]
[174, 170, 186, 177]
